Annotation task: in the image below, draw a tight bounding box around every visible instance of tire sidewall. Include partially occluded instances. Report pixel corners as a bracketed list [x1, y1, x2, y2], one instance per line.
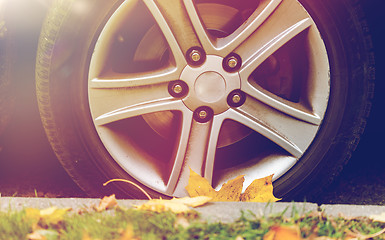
[275, 0, 371, 199]
[43, 0, 163, 198]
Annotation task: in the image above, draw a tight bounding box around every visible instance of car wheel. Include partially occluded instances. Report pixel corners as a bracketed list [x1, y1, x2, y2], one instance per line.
[36, 0, 374, 199]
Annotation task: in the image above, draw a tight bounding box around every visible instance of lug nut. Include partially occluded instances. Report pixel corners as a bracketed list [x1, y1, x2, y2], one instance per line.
[227, 90, 246, 107]
[186, 47, 206, 66]
[190, 50, 201, 63]
[198, 110, 207, 119]
[223, 53, 242, 72]
[172, 84, 183, 94]
[227, 56, 238, 68]
[194, 106, 213, 123]
[232, 94, 241, 104]
[168, 81, 188, 98]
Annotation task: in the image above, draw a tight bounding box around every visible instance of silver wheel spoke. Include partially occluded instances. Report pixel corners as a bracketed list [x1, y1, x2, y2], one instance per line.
[93, 92, 185, 126]
[233, 0, 313, 62]
[226, 99, 312, 158]
[183, 0, 216, 54]
[215, 0, 283, 56]
[143, 0, 202, 56]
[142, 0, 188, 66]
[169, 117, 223, 196]
[239, 18, 312, 79]
[241, 84, 321, 125]
[90, 68, 180, 89]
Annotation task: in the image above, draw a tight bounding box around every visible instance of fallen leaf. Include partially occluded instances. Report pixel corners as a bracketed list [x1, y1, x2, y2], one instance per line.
[134, 196, 211, 214]
[186, 169, 280, 202]
[263, 225, 302, 240]
[241, 175, 281, 202]
[27, 229, 59, 240]
[25, 207, 71, 226]
[40, 207, 71, 225]
[370, 212, 385, 223]
[118, 225, 139, 240]
[134, 199, 191, 213]
[185, 169, 216, 198]
[344, 227, 385, 240]
[174, 215, 191, 229]
[214, 175, 245, 201]
[171, 196, 212, 207]
[96, 194, 118, 212]
[82, 231, 92, 240]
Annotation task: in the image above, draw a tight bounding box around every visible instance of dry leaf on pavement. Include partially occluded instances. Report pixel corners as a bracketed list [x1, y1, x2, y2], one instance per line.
[134, 196, 211, 213]
[240, 175, 281, 202]
[186, 168, 281, 202]
[95, 194, 118, 212]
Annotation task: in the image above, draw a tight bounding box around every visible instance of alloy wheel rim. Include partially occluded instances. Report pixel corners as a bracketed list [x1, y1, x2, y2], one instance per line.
[88, 0, 329, 197]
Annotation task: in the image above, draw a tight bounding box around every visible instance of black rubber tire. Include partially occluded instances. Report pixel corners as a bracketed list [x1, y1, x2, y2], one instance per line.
[0, 2, 13, 140]
[36, 0, 375, 199]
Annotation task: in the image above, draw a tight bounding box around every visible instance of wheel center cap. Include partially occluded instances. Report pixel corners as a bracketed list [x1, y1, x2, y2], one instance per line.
[195, 72, 226, 103]
[180, 55, 241, 114]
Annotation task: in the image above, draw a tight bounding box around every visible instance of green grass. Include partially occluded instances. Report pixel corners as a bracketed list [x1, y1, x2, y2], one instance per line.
[0, 206, 384, 240]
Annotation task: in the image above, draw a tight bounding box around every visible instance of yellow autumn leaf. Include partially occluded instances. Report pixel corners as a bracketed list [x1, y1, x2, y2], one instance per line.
[240, 175, 281, 202]
[263, 225, 302, 240]
[185, 169, 216, 198]
[134, 199, 191, 213]
[25, 207, 71, 226]
[370, 212, 385, 223]
[185, 169, 280, 202]
[118, 225, 140, 240]
[171, 196, 212, 207]
[134, 196, 212, 214]
[27, 229, 59, 240]
[214, 175, 244, 201]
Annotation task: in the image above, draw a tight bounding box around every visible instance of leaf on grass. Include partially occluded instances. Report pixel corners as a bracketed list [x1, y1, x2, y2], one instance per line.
[82, 231, 92, 240]
[27, 229, 59, 240]
[25, 207, 71, 226]
[118, 225, 140, 240]
[240, 175, 281, 202]
[96, 194, 118, 212]
[186, 169, 280, 202]
[370, 212, 385, 223]
[344, 227, 385, 240]
[263, 225, 302, 240]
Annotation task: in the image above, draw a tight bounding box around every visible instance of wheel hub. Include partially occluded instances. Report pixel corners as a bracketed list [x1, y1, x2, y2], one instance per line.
[194, 71, 226, 103]
[181, 55, 241, 114]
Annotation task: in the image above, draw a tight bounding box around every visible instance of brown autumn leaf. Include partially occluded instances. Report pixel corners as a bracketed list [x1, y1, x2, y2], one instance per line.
[186, 169, 280, 202]
[95, 194, 118, 212]
[263, 225, 302, 240]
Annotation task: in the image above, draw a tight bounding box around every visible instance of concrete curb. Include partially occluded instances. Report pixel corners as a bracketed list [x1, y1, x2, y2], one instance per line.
[1, 197, 384, 223]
